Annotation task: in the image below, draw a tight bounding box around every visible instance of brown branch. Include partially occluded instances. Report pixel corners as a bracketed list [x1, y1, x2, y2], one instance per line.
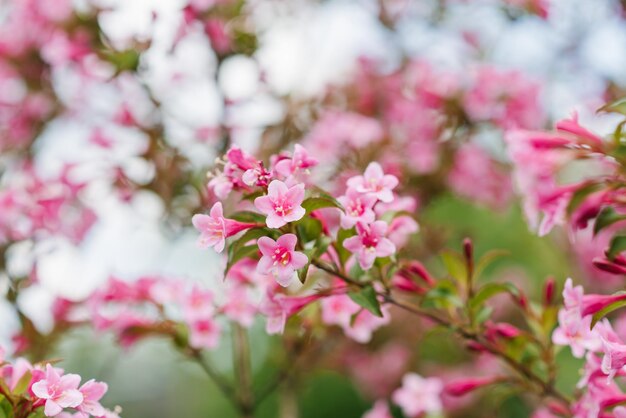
[311, 260, 573, 409]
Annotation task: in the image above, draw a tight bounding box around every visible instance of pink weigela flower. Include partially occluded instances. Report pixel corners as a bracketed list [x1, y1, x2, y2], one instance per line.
[254, 180, 306, 228]
[392, 373, 443, 417]
[337, 188, 377, 229]
[31, 365, 84, 417]
[192, 202, 257, 253]
[257, 234, 308, 287]
[343, 221, 396, 270]
[274, 144, 318, 179]
[346, 162, 399, 203]
[77, 380, 108, 417]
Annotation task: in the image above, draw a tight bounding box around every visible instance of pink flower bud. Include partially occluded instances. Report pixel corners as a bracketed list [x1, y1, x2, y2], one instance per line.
[593, 257, 626, 275]
[463, 237, 473, 261]
[444, 376, 501, 397]
[581, 293, 626, 317]
[543, 277, 555, 305]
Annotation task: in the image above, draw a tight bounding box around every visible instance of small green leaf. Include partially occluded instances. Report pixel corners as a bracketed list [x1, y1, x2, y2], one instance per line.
[0, 396, 11, 418]
[566, 182, 601, 215]
[440, 250, 467, 282]
[102, 49, 140, 72]
[348, 286, 383, 317]
[591, 292, 626, 328]
[594, 207, 626, 235]
[474, 306, 494, 325]
[422, 280, 463, 309]
[297, 263, 310, 284]
[296, 217, 323, 243]
[599, 98, 626, 116]
[225, 244, 259, 275]
[242, 190, 264, 202]
[12, 370, 31, 395]
[470, 282, 520, 309]
[473, 250, 509, 279]
[334, 227, 355, 267]
[229, 211, 266, 223]
[607, 235, 626, 260]
[301, 197, 342, 215]
[231, 228, 272, 253]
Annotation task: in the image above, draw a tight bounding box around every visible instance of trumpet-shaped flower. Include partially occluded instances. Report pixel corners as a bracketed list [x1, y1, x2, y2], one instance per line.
[254, 180, 306, 228]
[274, 144, 318, 178]
[192, 202, 256, 253]
[257, 234, 308, 287]
[31, 365, 83, 417]
[346, 162, 398, 203]
[337, 188, 377, 229]
[77, 380, 108, 417]
[343, 221, 396, 270]
[392, 373, 443, 417]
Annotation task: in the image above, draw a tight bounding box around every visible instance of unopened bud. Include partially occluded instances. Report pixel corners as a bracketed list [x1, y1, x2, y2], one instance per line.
[543, 277, 556, 305]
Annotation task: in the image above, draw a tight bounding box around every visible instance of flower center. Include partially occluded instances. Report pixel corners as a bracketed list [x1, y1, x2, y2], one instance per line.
[347, 198, 364, 217]
[273, 198, 292, 217]
[361, 230, 379, 248]
[272, 247, 292, 266]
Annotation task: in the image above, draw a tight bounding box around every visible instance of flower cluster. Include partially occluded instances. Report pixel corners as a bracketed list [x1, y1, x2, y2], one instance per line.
[0, 352, 118, 418]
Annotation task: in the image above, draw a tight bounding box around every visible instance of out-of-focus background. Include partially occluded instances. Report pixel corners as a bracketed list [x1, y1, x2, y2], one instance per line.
[3, 0, 626, 416]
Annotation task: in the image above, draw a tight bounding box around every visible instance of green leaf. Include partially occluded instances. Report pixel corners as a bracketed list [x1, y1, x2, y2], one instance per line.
[594, 207, 626, 235]
[241, 190, 264, 202]
[473, 250, 510, 279]
[591, 292, 626, 328]
[225, 244, 259, 275]
[231, 228, 272, 253]
[599, 98, 626, 116]
[566, 182, 601, 215]
[607, 235, 626, 260]
[12, 369, 31, 395]
[297, 263, 310, 284]
[334, 227, 355, 267]
[296, 217, 323, 243]
[229, 211, 266, 223]
[470, 282, 520, 309]
[422, 280, 463, 309]
[440, 250, 467, 282]
[102, 49, 140, 72]
[474, 306, 494, 325]
[348, 286, 383, 317]
[0, 397, 11, 418]
[301, 197, 342, 215]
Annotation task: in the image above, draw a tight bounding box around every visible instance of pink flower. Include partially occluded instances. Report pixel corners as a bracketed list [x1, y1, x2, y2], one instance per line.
[77, 380, 108, 417]
[581, 293, 626, 317]
[31, 365, 84, 417]
[386, 215, 419, 248]
[552, 308, 600, 358]
[337, 188, 377, 229]
[274, 144, 318, 179]
[257, 234, 308, 287]
[362, 400, 392, 418]
[221, 286, 257, 328]
[192, 202, 256, 252]
[260, 291, 326, 334]
[392, 373, 443, 417]
[188, 317, 221, 350]
[556, 113, 603, 145]
[343, 221, 396, 270]
[320, 292, 389, 343]
[321, 294, 361, 328]
[254, 181, 306, 228]
[344, 308, 390, 343]
[347, 163, 398, 203]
